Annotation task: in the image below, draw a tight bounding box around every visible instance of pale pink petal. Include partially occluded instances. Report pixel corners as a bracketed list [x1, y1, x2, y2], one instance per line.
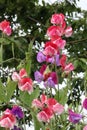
[65, 26, 73, 37]
[12, 72, 21, 82]
[40, 94, 47, 104]
[83, 125, 87, 130]
[52, 103, 64, 115]
[37, 111, 49, 122]
[32, 99, 42, 108]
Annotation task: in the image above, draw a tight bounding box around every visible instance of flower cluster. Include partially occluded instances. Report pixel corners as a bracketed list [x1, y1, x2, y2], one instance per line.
[12, 68, 33, 94]
[0, 106, 24, 129]
[34, 64, 58, 88]
[32, 94, 64, 122]
[35, 13, 74, 86]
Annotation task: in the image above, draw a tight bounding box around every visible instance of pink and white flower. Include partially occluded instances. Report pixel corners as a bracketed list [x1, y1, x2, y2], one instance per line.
[0, 109, 16, 129]
[18, 77, 33, 93]
[64, 26, 73, 37]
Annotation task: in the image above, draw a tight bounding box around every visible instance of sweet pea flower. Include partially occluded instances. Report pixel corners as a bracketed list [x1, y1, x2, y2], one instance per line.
[68, 109, 82, 124]
[83, 98, 87, 110]
[18, 77, 33, 93]
[34, 71, 44, 83]
[64, 26, 73, 37]
[37, 51, 46, 63]
[0, 109, 16, 129]
[43, 41, 58, 57]
[0, 20, 12, 36]
[12, 68, 27, 82]
[37, 107, 53, 122]
[32, 99, 43, 108]
[83, 125, 87, 130]
[60, 54, 67, 69]
[51, 13, 65, 25]
[32, 94, 47, 109]
[53, 37, 66, 50]
[64, 63, 74, 74]
[46, 98, 64, 115]
[12, 72, 21, 82]
[12, 68, 33, 93]
[11, 106, 24, 119]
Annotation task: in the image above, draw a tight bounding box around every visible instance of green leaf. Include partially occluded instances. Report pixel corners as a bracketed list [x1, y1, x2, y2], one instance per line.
[55, 87, 68, 105]
[31, 111, 44, 130]
[0, 80, 6, 102]
[0, 127, 5, 130]
[5, 79, 17, 102]
[25, 39, 34, 76]
[19, 87, 40, 107]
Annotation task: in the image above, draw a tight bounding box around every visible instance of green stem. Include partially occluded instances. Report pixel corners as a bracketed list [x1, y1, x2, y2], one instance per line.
[54, 57, 59, 101]
[0, 44, 3, 66]
[12, 42, 15, 58]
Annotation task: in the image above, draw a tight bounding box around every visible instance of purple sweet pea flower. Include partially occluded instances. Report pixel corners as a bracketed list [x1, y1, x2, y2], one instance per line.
[37, 51, 46, 63]
[46, 54, 60, 66]
[11, 106, 24, 119]
[44, 77, 55, 88]
[55, 54, 60, 66]
[34, 71, 44, 83]
[12, 126, 21, 130]
[68, 109, 82, 124]
[83, 98, 87, 110]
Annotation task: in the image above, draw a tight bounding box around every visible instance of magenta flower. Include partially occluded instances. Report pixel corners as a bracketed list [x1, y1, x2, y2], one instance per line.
[0, 20, 12, 36]
[11, 106, 24, 119]
[83, 98, 87, 110]
[68, 109, 82, 124]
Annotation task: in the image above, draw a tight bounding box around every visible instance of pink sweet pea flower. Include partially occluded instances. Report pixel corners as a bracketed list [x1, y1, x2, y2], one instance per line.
[0, 109, 16, 129]
[43, 46, 57, 57]
[52, 103, 64, 115]
[52, 37, 66, 49]
[64, 63, 74, 74]
[43, 41, 58, 57]
[32, 99, 42, 108]
[83, 98, 87, 110]
[47, 25, 65, 38]
[37, 107, 53, 122]
[12, 72, 21, 82]
[64, 26, 73, 37]
[0, 20, 12, 36]
[83, 125, 87, 130]
[37, 111, 50, 122]
[51, 13, 65, 25]
[12, 68, 27, 81]
[19, 68, 27, 78]
[60, 54, 67, 69]
[46, 98, 64, 115]
[40, 94, 47, 104]
[18, 77, 33, 93]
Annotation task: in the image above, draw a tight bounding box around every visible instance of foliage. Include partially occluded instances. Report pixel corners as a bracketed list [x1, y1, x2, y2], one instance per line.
[0, 0, 87, 130]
